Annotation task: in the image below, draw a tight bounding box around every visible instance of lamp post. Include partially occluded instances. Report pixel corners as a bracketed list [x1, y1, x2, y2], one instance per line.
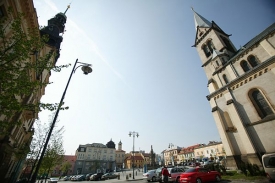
[30, 59, 92, 183]
[129, 131, 139, 179]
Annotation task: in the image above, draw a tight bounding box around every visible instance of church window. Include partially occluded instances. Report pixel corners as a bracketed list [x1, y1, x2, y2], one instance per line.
[207, 40, 215, 53]
[220, 36, 235, 52]
[249, 89, 274, 119]
[240, 60, 250, 72]
[202, 44, 211, 57]
[247, 55, 258, 68]
[216, 61, 220, 67]
[223, 74, 229, 84]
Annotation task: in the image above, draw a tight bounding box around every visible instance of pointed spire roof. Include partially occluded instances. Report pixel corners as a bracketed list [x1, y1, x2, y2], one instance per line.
[192, 8, 212, 30]
[212, 49, 223, 59]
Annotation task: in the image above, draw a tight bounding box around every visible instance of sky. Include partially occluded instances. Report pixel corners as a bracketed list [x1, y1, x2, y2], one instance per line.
[33, 0, 275, 155]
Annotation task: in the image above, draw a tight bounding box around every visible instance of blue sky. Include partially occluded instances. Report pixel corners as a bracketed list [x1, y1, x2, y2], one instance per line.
[33, 0, 275, 155]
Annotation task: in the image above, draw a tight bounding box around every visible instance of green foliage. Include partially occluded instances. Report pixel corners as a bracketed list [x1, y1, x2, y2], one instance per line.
[0, 8, 69, 135]
[61, 161, 72, 176]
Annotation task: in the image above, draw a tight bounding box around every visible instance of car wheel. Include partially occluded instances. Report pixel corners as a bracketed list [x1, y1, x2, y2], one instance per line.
[196, 178, 202, 183]
[215, 175, 221, 182]
[152, 176, 156, 182]
[147, 180, 150, 182]
[176, 177, 180, 183]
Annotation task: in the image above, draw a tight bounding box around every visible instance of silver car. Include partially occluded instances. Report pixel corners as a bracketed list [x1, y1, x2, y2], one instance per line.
[143, 169, 157, 182]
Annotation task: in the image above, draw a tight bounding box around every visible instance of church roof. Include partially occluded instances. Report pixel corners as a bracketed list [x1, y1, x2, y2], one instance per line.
[192, 8, 212, 30]
[106, 139, 116, 149]
[212, 22, 275, 75]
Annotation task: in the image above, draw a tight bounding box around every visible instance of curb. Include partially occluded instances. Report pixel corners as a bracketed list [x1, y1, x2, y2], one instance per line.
[126, 178, 144, 181]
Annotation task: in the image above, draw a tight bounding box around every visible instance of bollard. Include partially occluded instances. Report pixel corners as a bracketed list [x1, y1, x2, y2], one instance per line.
[126, 175, 129, 180]
[129, 173, 131, 177]
[136, 171, 137, 176]
[118, 174, 120, 180]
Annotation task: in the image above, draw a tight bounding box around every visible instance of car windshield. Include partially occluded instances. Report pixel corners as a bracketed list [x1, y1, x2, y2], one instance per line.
[184, 168, 196, 173]
[148, 170, 155, 173]
[264, 156, 275, 168]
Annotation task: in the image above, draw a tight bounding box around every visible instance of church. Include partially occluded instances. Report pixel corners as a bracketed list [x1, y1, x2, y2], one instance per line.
[192, 9, 275, 168]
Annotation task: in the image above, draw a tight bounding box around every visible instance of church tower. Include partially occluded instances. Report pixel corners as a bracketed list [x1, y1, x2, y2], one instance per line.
[192, 9, 275, 169]
[40, 5, 70, 63]
[118, 140, 122, 151]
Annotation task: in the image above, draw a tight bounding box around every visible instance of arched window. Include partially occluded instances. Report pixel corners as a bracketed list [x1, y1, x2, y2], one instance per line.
[202, 44, 211, 58]
[207, 40, 215, 53]
[223, 74, 229, 84]
[249, 89, 274, 118]
[248, 55, 258, 68]
[240, 60, 250, 72]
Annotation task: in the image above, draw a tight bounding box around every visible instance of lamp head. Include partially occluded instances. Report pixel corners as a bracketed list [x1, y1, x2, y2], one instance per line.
[81, 65, 92, 75]
[129, 132, 132, 137]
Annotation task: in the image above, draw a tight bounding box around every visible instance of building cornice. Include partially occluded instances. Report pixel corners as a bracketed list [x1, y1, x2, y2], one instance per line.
[206, 56, 275, 101]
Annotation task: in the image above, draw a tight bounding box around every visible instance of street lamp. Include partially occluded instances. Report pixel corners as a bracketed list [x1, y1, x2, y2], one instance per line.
[30, 59, 92, 183]
[129, 131, 139, 179]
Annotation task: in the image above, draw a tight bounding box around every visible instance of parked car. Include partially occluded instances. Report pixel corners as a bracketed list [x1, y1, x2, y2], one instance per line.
[63, 176, 69, 181]
[262, 153, 275, 182]
[90, 173, 104, 181]
[76, 174, 86, 181]
[48, 177, 59, 183]
[179, 167, 221, 183]
[86, 173, 93, 181]
[167, 167, 186, 183]
[203, 160, 214, 166]
[143, 169, 157, 182]
[156, 167, 163, 182]
[101, 172, 119, 180]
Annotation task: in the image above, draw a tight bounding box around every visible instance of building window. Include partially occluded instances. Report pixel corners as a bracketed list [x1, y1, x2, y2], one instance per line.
[247, 55, 258, 68]
[240, 60, 250, 72]
[223, 74, 229, 84]
[207, 40, 215, 53]
[249, 89, 274, 118]
[202, 44, 211, 58]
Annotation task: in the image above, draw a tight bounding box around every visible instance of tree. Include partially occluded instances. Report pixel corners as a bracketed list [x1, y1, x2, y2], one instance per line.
[61, 161, 72, 176]
[26, 114, 65, 180]
[0, 8, 69, 136]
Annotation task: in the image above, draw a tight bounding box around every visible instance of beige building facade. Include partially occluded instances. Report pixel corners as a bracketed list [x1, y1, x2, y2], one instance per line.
[73, 140, 117, 174]
[0, 0, 66, 182]
[194, 142, 225, 161]
[163, 146, 181, 166]
[192, 10, 275, 169]
[115, 140, 125, 168]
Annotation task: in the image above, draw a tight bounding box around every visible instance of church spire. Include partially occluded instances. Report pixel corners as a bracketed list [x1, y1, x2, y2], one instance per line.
[192, 8, 212, 30]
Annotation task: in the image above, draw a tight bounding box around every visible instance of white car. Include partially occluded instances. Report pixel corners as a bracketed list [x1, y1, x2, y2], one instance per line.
[143, 169, 157, 182]
[48, 177, 59, 183]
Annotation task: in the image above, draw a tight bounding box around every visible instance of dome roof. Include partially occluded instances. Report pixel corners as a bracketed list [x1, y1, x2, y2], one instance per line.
[106, 139, 116, 149]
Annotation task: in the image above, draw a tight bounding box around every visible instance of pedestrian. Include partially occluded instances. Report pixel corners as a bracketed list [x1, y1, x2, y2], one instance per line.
[161, 166, 169, 183]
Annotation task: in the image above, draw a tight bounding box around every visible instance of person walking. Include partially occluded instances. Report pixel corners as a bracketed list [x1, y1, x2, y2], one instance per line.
[161, 166, 169, 183]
